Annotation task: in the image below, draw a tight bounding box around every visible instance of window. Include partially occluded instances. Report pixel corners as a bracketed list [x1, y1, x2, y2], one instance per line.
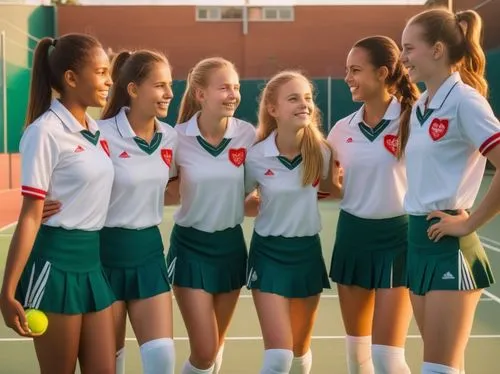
[196, 6, 293, 22]
[263, 8, 278, 20]
[278, 8, 293, 21]
[221, 7, 243, 20]
[196, 7, 220, 21]
[263, 7, 294, 21]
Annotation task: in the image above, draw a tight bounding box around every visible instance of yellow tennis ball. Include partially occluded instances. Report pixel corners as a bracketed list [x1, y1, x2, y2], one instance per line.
[25, 309, 48, 335]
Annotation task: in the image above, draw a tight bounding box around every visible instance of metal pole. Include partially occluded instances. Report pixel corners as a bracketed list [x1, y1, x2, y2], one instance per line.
[474, 0, 494, 10]
[1, 30, 7, 154]
[242, 0, 248, 35]
[327, 76, 332, 132]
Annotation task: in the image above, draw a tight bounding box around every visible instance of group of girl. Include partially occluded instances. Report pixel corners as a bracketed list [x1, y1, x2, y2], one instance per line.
[1, 6, 499, 374]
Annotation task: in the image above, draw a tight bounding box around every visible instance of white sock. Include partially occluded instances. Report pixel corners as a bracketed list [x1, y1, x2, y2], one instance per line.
[346, 335, 375, 374]
[213, 343, 225, 374]
[181, 360, 214, 374]
[290, 349, 312, 374]
[116, 347, 125, 374]
[140, 338, 175, 374]
[421, 362, 460, 374]
[371, 344, 410, 374]
[260, 349, 294, 374]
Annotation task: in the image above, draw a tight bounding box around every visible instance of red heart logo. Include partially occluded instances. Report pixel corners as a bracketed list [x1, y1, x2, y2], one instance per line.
[383, 134, 398, 157]
[161, 148, 172, 167]
[229, 148, 246, 167]
[429, 118, 449, 141]
[100, 140, 110, 157]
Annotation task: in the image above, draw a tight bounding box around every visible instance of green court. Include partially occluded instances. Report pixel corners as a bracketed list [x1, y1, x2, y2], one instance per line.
[1, 175, 499, 373]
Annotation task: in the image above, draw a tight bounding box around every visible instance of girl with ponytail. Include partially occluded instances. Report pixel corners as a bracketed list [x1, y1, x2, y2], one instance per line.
[42, 49, 178, 374]
[326, 35, 418, 374]
[244, 70, 334, 373]
[164, 57, 256, 374]
[401, 8, 500, 374]
[0, 34, 116, 373]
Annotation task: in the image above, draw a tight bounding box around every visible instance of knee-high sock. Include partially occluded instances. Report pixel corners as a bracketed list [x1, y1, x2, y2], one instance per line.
[345, 335, 374, 374]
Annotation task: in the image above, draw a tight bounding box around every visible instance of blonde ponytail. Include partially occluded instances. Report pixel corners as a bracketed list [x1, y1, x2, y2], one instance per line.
[456, 10, 488, 97]
[407, 8, 488, 97]
[177, 57, 237, 124]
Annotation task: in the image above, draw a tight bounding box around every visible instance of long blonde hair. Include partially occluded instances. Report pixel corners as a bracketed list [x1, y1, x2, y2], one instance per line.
[177, 57, 237, 124]
[256, 71, 329, 186]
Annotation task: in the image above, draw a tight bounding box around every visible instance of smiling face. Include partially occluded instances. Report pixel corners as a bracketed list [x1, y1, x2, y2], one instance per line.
[268, 76, 315, 132]
[197, 67, 241, 118]
[130, 61, 173, 118]
[400, 23, 440, 84]
[70, 47, 112, 108]
[344, 46, 387, 103]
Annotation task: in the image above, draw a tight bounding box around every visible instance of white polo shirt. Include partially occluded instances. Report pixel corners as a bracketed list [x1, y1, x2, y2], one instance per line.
[20, 99, 114, 230]
[404, 72, 500, 215]
[99, 107, 178, 229]
[245, 130, 331, 237]
[173, 113, 256, 232]
[327, 97, 407, 219]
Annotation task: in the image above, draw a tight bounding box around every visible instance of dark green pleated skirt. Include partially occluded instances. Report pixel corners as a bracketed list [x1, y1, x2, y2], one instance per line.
[16, 225, 115, 314]
[166, 224, 247, 293]
[247, 232, 330, 298]
[100, 226, 170, 301]
[407, 214, 494, 295]
[330, 210, 408, 289]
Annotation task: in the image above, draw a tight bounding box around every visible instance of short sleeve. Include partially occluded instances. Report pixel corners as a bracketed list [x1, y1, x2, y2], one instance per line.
[20, 124, 59, 199]
[244, 155, 258, 194]
[326, 124, 340, 159]
[457, 90, 500, 156]
[243, 123, 257, 148]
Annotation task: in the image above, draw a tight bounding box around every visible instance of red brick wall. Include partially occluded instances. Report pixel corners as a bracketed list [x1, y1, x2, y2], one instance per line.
[57, 5, 426, 79]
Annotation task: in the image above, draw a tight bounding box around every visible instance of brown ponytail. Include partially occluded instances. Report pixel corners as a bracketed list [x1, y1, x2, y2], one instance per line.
[352, 36, 419, 158]
[393, 64, 420, 158]
[25, 33, 102, 126]
[101, 50, 170, 120]
[25, 38, 53, 126]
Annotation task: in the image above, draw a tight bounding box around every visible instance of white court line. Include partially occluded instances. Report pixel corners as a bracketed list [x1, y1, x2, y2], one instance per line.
[1, 334, 500, 343]
[0, 221, 17, 232]
[482, 242, 500, 254]
[476, 236, 500, 305]
[480, 236, 500, 247]
[483, 290, 500, 305]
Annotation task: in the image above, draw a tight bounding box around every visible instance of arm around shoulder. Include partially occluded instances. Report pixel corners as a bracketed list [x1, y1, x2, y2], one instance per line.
[318, 141, 343, 200]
